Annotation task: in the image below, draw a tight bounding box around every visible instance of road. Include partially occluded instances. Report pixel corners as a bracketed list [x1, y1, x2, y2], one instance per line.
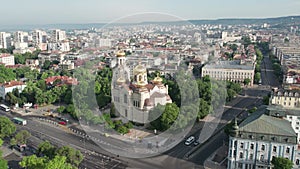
[261, 55, 280, 87]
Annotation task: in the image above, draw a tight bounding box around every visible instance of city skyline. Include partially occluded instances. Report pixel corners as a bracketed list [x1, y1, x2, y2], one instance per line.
[1, 0, 300, 25]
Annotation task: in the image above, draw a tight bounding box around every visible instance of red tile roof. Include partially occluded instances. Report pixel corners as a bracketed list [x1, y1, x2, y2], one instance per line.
[45, 76, 78, 86]
[0, 81, 25, 88]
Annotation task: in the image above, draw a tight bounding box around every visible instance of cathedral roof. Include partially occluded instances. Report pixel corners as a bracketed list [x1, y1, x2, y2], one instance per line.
[116, 50, 126, 57]
[133, 64, 147, 74]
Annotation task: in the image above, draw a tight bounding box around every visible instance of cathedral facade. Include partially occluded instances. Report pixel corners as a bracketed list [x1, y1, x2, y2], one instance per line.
[111, 51, 172, 124]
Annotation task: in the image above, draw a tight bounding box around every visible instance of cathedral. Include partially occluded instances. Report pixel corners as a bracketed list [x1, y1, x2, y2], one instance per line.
[111, 51, 172, 124]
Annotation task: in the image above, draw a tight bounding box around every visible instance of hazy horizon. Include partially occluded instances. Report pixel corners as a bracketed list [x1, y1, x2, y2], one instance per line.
[1, 0, 300, 26]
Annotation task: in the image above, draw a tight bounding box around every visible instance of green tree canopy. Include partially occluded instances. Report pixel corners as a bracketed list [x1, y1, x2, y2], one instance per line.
[14, 130, 31, 145]
[55, 146, 83, 167]
[37, 141, 56, 159]
[0, 65, 16, 83]
[0, 116, 16, 138]
[271, 157, 293, 169]
[150, 103, 180, 131]
[0, 138, 8, 169]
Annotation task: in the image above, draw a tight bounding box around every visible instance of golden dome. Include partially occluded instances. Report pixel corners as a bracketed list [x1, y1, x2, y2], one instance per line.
[136, 80, 147, 87]
[116, 50, 126, 57]
[133, 64, 146, 74]
[153, 74, 163, 84]
[116, 77, 126, 85]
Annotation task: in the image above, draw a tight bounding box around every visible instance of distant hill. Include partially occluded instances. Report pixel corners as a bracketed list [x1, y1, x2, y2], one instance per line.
[0, 15, 299, 31]
[188, 15, 300, 25]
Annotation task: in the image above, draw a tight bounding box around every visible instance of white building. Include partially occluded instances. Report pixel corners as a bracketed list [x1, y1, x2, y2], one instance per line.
[202, 60, 255, 85]
[96, 38, 113, 47]
[0, 81, 27, 99]
[59, 60, 74, 70]
[112, 51, 172, 124]
[14, 31, 28, 43]
[0, 32, 11, 49]
[52, 29, 66, 42]
[0, 54, 15, 66]
[33, 30, 47, 44]
[228, 111, 298, 169]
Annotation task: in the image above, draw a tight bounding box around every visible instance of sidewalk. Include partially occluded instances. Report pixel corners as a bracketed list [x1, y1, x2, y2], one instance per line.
[11, 104, 60, 117]
[204, 145, 228, 169]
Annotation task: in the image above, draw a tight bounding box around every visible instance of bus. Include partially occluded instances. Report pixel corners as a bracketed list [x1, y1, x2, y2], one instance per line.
[12, 117, 27, 125]
[0, 104, 10, 112]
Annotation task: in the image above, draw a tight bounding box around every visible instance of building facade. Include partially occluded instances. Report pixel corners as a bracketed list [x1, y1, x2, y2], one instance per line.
[228, 112, 298, 169]
[0, 81, 27, 99]
[269, 89, 300, 108]
[0, 54, 15, 66]
[0, 32, 11, 49]
[202, 60, 255, 85]
[112, 51, 172, 124]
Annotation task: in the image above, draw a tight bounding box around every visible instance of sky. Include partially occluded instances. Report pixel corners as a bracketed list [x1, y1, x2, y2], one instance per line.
[1, 0, 300, 25]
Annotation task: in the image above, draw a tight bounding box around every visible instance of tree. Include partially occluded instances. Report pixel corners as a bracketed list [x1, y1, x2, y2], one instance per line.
[14, 130, 31, 145]
[254, 72, 261, 84]
[19, 155, 73, 169]
[14, 54, 26, 64]
[243, 78, 251, 85]
[10, 138, 17, 148]
[57, 106, 65, 114]
[150, 103, 180, 131]
[271, 157, 293, 169]
[0, 138, 8, 169]
[0, 116, 16, 138]
[0, 65, 16, 83]
[248, 107, 257, 114]
[19, 155, 45, 169]
[43, 60, 51, 70]
[263, 96, 270, 105]
[55, 146, 83, 167]
[44, 155, 73, 169]
[116, 125, 129, 134]
[198, 98, 210, 119]
[37, 141, 56, 159]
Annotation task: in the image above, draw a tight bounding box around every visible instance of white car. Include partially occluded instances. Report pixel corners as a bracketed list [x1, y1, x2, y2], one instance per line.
[184, 136, 195, 146]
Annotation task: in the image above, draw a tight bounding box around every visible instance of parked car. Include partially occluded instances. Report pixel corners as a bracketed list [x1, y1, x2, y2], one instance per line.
[58, 121, 67, 125]
[184, 136, 195, 146]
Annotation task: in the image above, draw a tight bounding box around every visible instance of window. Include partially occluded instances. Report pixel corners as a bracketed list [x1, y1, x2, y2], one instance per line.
[250, 143, 254, 150]
[124, 94, 127, 103]
[240, 142, 244, 149]
[296, 159, 299, 165]
[273, 146, 277, 152]
[249, 154, 253, 160]
[261, 145, 265, 151]
[239, 152, 244, 159]
[286, 147, 290, 154]
[125, 109, 128, 117]
[260, 155, 264, 161]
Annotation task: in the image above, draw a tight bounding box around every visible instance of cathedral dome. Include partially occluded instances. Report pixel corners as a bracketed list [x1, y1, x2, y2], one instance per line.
[153, 74, 163, 84]
[116, 50, 126, 57]
[117, 76, 126, 85]
[133, 64, 147, 74]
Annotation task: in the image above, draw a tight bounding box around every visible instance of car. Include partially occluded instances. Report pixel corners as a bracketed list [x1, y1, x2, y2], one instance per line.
[58, 121, 67, 125]
[193, 140, 200, 146]
[184, 136, 195, 146]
